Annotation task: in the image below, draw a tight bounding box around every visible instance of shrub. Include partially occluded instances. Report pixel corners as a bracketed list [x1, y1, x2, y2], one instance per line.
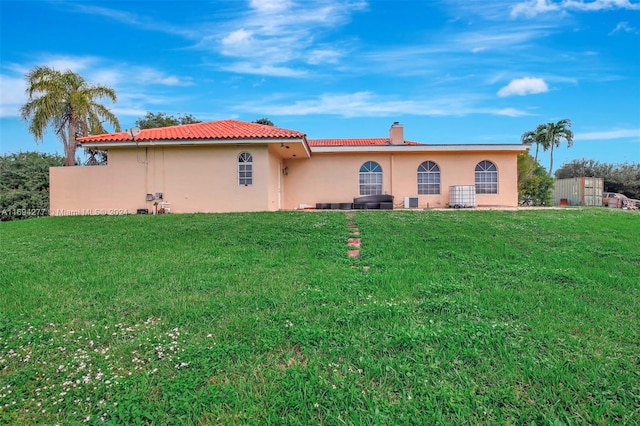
[0, 151, 64, 221]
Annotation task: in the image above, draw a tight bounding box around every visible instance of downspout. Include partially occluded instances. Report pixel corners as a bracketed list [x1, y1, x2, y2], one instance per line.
[144, 147, 149, 209]
[162, 147, 166, 200]
[151, 147, 156, 197]
[278, 161, 282, 210]
[390, 154, 394, 196]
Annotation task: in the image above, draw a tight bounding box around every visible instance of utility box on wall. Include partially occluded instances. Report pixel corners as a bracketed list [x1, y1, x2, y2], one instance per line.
[404, 197, 419, 208]
[553, 177, 603, 206]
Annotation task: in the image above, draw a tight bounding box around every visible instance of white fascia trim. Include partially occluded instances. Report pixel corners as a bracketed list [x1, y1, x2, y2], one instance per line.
[310, 144, 529, 153]
[294, 138, 312, 158]
[81, 138, 306, 149]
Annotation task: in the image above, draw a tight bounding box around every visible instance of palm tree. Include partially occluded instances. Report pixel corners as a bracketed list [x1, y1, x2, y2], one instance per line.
[542, 119, 573, 175]
[520, 124, 549, 162]
[20, 66, 121, 166]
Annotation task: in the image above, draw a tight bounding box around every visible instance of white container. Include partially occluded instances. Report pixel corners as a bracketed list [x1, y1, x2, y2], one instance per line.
[449, 185, 476, 208]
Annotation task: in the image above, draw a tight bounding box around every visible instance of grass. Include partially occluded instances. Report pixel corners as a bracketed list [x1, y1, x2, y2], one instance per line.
[1, 209, 639, 424]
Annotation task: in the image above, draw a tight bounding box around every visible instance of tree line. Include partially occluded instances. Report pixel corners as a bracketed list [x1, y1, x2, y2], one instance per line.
[0, 152, 64, 221]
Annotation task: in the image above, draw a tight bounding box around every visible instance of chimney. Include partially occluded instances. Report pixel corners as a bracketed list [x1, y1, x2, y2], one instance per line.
[389, 122, 404, 144]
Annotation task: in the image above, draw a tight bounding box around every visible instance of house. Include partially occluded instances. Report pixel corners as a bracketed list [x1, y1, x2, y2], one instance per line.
[49, 120, 528, 215]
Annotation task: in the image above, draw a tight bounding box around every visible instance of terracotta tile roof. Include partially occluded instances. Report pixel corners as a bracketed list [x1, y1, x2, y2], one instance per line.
[78, 119, 305, 143]
[308, 138, 422, 147]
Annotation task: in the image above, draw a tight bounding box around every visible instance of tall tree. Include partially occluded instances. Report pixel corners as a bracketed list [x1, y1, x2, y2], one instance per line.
[521, 119, 573, 174]
[520, 124, 549, 162]
[135, 112, 202, 129]
[542, 119, 574, 175]
[20, 66, 121, 166]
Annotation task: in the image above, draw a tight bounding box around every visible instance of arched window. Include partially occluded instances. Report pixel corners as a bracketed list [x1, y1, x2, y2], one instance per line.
[417, 161, 440, 194]
[238, 152, 253, 186]
[475, 160, 498, 194]
[359, 161, 382, 195]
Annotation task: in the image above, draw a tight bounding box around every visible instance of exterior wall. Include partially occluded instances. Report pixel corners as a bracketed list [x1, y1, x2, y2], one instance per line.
[283, 151, 520, 209]
[51, 145, 273, 215]
[51, 145, 522, 215]
[267, 153, 282, 210]
[159, 146, 269, 213]
[50, 150, 146, 215]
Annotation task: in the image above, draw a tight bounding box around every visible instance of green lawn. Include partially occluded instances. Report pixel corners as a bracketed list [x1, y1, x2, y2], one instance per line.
[1, 209, 639, 424]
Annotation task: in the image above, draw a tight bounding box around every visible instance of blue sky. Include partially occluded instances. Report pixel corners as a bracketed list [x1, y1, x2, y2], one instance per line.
[1, 0, 639, 172]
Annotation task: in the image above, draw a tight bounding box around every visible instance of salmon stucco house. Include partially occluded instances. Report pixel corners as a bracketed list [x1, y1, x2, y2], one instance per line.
[49, 120, 528, 215]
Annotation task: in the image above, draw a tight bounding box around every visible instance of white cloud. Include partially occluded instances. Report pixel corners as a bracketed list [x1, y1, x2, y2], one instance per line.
[69, 4, 196, 39]
[0, 55, 193, 120]
[338, 35, 511, 81]
[214, 1, 367, 75]
[249, 0, 293, 13]
[110, 107, 149, 117]
[26, 55, 192, 87]
[497, 77, 549, 97]
[235, 91, 530, 118]
[306, 48, 343, 65]
[0, 74, 27, 117]
[129, 67, 193, 86]
[221, 29, 255, 51]
[71, 4, 140, 25]
[511, 0, 560, 17]
[458, 27, 552, 52]
[155, 76, 187, 86]
[564, 0, 640, 12]
[238, 92, 425, 117]
[89, 69, 122, 87]
[511, 0, 640, 18]
[41, 55, 100, 74]
[357, 24, 552, 78]
[221, 62, 308, 77]
[576, 129, 640, 140]
[609, 21, 639, 35]
[495, 108, 532, 117]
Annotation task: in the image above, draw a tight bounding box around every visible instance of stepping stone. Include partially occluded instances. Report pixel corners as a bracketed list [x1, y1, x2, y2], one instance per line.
[346, 213, 361, 260]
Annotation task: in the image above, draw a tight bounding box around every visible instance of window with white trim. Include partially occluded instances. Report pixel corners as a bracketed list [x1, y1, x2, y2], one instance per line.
[417, 161, 441, 194]
[475, 160, 498, 194]
[359, 161, 382, 195]
[238, 152, 253, 186]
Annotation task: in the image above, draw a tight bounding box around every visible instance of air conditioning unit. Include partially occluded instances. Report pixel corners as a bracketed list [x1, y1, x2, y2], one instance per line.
[404, 197, 419, 208]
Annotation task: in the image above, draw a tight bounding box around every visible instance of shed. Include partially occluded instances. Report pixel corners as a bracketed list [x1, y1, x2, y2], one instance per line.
[552, 177, 604, 206]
